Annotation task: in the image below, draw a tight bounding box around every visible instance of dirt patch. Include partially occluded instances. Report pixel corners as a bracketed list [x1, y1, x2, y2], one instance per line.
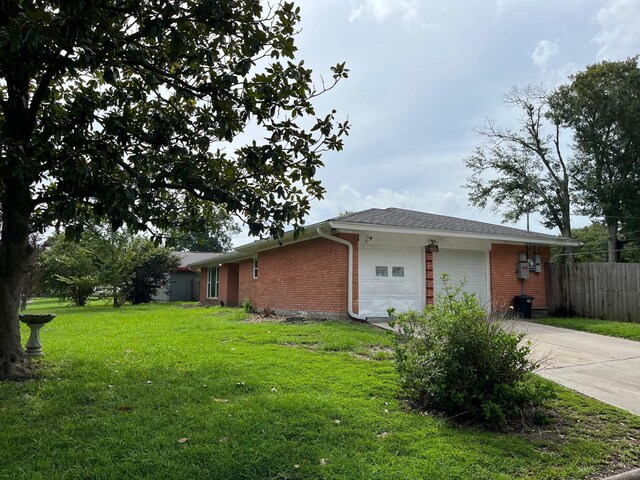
[245, 315, 285, 324]
[350, 346, 395, 361]
[280, 342, 321, 350]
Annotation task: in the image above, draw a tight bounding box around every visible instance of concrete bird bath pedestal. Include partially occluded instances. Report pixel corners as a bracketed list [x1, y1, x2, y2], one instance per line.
[19, 314, 56, 357]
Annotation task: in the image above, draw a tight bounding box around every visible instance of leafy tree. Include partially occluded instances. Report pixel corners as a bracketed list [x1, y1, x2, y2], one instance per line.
[127, 248, 179, 305]
[549, 57, 640, 262]
[567, 222, 609, 263]
[39, 233, 100, 307]
[166, 208, 240, 252]
[465, 86, 575, 261]
[40, 228, 180, 307]
[0, 1, 348, 379]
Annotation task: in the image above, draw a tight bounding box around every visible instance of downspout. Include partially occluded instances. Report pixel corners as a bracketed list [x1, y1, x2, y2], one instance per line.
[316, 227, 368, 321]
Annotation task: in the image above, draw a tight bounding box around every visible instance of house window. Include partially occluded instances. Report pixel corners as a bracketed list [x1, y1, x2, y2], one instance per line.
[207, 267, 219, 298]
[253, 258, 258, 279]
[392, 266, 405, 277]
[375, 266, 388, 277]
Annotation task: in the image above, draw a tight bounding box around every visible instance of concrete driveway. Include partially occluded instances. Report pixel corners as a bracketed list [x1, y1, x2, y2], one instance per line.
[506, 321, 640, 415]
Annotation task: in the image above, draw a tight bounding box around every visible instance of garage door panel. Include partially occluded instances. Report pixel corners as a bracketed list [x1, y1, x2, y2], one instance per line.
[432, 249, 489, 307]
[359, 245, 424, 317]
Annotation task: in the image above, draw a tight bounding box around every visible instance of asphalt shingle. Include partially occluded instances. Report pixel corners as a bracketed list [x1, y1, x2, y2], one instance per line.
[330, 208, 565, 240]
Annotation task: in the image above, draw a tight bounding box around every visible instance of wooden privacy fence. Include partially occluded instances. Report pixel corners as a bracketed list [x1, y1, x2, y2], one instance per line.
[546, 262, 640, 322]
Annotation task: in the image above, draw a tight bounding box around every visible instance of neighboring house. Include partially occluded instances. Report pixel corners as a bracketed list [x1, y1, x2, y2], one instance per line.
[189, 208, 578, 318]
[154, 251, 220, 302]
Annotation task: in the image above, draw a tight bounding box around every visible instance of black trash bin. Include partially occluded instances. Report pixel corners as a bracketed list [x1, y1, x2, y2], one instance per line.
[513, 295, 534, 319]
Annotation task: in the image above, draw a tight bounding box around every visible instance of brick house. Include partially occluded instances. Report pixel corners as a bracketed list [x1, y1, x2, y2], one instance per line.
[189, 208, 578, 319]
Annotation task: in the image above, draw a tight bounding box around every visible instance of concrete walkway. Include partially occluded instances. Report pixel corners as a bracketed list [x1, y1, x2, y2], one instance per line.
[371, 319, 640, 415]
[506, 321, 640, 415]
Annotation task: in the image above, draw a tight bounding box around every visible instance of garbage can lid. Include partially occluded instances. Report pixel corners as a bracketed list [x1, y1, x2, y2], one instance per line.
[514, 294, 534, 300]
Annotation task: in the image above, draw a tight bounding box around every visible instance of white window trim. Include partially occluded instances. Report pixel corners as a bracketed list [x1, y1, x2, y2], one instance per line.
[207, 266, 219, 299]
[252, 258, 258, 279]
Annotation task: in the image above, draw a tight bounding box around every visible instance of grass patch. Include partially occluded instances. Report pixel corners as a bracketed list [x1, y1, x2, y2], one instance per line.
[0, 299, 638, 479]
[540, 317, 640, 341]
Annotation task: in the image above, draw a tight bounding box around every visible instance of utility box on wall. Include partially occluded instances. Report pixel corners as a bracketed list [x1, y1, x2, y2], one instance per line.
[517, 261, 529, 279]
[533, 254, 542, 273]
[517, 252, 529, 279]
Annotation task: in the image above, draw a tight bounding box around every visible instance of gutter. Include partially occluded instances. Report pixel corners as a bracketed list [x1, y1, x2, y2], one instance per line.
[316, 227, 368, 322]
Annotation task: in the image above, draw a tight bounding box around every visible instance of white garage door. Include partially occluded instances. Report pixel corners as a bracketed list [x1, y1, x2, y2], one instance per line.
[432, 249, 489, 308]
[359, 245, 424, 317]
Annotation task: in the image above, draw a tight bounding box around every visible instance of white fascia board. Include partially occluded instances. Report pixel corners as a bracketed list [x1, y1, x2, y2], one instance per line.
[232, 222, 329, 254]
[188, 252, 253, 267]
[329, 221, 580, 247]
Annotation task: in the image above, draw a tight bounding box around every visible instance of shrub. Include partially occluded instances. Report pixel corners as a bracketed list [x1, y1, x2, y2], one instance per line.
[242, 297, 253, 314]
[392, 275, 553, 425]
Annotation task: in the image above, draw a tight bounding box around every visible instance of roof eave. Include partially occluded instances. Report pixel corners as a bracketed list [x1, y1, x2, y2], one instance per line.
[189, 222, 332, 266]
[329, 221, 580, 247]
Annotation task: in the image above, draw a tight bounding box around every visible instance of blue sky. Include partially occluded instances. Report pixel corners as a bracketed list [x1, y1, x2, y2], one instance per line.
[233, 0, 640, 246]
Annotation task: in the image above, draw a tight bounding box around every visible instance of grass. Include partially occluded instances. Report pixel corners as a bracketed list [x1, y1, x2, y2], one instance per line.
[540, 316, 640, 341]
[0, 299, 638, 479]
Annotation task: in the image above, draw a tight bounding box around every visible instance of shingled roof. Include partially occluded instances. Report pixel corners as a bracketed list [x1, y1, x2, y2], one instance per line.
[330, 208, 565, 241]
[173, 251, 222, 269]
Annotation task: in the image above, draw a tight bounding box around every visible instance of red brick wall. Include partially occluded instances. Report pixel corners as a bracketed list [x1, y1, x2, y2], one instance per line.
[425, 249, 434, 305]
[199, 267, 208, 302]
[219, 263, 239, 306]
[243, 233, 359, 315]
[490, 244, 550, 310]
[238, 259, 257, 307]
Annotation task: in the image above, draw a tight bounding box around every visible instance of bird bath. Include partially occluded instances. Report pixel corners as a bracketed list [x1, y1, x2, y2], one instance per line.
[19, 314, 56, 357]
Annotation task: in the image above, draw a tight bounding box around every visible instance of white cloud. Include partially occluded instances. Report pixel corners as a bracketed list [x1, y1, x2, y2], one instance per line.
[593, 0, 640, 60]
[531, 40, 559, 69]
[349, 0, 423, 23]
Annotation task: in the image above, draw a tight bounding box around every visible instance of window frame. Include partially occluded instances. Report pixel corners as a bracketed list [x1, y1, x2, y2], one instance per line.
[392, 266, 405, 277]
[252, 258, 258, 279]
[207, 266, 219, 299]
[375, 266, 389, 277]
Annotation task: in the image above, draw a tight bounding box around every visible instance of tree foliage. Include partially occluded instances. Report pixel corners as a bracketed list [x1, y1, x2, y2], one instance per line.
[39, 229, 178, 307]
[549, 57, 640, 262]
[563, 222, 609, 263]
[126, 246, 179, 305]
[39, 233, 100, 307]
[166, 208, 240, 252]
[464, 86, 574, 260]
[0, 1, 348, 378]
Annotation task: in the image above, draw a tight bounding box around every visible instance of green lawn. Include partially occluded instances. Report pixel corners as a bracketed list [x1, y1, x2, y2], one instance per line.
[1, 299, 638, 480]
[540, 316, 640, 341]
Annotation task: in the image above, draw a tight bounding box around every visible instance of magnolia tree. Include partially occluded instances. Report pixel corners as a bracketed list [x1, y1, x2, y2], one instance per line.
[0, 1, 349, 380]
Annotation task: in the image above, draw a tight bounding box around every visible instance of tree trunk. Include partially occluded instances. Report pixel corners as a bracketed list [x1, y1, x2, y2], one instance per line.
[0, 204, 34, 381]
[607, 221, 619, 263]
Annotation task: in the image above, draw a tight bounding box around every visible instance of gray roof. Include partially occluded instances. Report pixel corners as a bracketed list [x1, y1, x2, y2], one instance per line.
[173, 251, 222, 268]
[330, 208, 564, 241]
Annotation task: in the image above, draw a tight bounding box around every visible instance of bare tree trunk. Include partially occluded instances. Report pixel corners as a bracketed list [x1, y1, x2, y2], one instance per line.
[0, 201, 34, 380]
[607, 221, 619, 263]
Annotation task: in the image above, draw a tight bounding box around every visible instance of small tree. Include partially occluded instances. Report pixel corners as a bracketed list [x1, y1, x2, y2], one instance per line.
[127, 248, 179, 304]
[392, 276, 552, 425]
[39, 233, 100, 307]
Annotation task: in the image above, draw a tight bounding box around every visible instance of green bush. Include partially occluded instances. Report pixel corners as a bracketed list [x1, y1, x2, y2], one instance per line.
[392, 275, 553, 425]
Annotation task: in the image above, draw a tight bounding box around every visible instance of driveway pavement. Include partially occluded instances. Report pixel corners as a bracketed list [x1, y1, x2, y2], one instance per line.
[372, 319, 640, 415]
[506, 321, 640, 415]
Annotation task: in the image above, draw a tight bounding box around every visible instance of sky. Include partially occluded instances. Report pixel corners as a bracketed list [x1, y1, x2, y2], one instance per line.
[231, 0, 640, 246]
